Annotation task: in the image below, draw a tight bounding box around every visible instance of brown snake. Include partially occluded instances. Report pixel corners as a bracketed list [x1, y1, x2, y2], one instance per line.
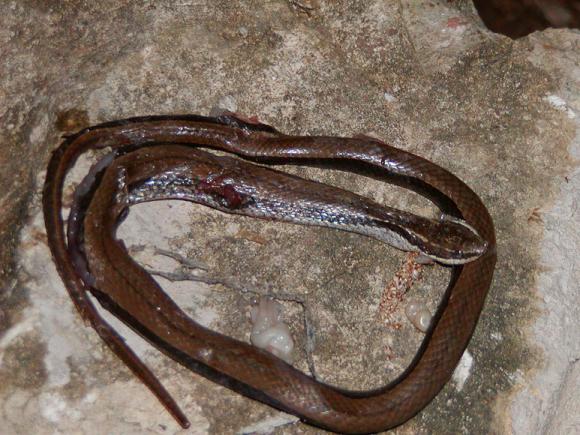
[43, 114, 496, 433]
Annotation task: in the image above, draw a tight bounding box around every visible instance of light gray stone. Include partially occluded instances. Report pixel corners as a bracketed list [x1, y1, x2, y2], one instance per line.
[0, 1, 578, 434]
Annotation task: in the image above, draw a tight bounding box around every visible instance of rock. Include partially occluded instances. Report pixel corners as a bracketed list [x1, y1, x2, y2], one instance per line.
[0, 1, 578, 433]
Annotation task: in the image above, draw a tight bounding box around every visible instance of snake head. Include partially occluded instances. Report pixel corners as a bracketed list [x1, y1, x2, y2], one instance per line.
[411, 215, 488, 265]
[384, 213, 488, 266]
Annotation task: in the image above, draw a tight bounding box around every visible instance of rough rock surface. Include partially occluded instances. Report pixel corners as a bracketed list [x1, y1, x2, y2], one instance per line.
[0, 1, 578, 434]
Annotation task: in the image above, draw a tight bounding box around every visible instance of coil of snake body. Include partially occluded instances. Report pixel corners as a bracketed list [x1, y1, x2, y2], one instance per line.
[43, 114, 496, 434]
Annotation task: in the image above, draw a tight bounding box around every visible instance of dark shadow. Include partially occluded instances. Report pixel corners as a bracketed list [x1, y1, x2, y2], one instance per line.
[473, 0, 580, 38]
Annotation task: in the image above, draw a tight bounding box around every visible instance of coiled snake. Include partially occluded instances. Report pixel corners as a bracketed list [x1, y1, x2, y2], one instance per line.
[43, 114, 496, 433]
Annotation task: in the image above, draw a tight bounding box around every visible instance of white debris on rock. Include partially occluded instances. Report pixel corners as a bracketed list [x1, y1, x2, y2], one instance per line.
[250, 297, 294, 364]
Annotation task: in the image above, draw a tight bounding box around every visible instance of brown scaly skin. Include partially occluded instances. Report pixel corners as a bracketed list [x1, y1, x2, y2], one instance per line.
[43, 115, 496, 433]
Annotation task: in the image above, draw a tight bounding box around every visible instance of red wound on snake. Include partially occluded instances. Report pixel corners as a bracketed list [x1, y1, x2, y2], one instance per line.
[196, 177, 248, 209]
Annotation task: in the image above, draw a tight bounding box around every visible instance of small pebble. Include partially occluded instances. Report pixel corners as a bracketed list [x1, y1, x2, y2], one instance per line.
[405, 300, 432, 332]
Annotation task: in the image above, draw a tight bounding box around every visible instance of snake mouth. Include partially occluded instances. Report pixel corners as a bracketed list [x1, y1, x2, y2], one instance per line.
[423, 238, 489, 265]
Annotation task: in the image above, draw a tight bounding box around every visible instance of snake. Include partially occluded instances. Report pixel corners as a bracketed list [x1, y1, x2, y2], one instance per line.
[43, 114, 496, 433]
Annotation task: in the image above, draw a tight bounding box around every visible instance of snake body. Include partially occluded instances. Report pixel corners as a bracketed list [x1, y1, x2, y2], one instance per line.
[43, 114, 496, 433]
